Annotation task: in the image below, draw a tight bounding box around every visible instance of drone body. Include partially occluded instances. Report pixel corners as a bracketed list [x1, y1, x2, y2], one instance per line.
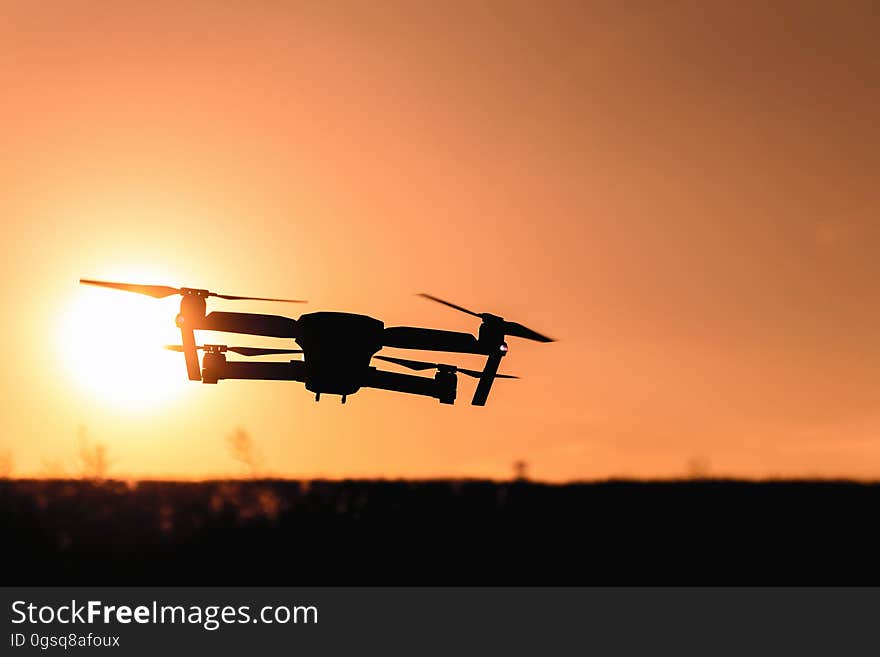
[80, 280, 554, 405]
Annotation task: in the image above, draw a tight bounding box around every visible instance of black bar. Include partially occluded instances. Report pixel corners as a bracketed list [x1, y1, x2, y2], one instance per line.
[2, 587, 879, 656]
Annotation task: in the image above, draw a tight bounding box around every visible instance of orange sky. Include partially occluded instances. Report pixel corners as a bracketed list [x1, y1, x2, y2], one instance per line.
[1, 1, 879, 480]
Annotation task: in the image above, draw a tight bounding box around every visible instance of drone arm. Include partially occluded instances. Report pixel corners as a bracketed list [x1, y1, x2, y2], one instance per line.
[199, 312, 298, 339]
[364, 367, 451, 403]
[382, 326, 484, 354]
[179, 326, 202, 381]
[206, 360, 306, 382]
[471, 350, 503, 406]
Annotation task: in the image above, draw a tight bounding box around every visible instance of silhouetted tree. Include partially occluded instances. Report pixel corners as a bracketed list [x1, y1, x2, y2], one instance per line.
[227, 428, 263, 478]
[513, 459, 529, 482]
[686, 455, 711, 480]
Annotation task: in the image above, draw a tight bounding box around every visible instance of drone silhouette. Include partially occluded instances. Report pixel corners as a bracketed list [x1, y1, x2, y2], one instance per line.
[79, 279, 555, 405]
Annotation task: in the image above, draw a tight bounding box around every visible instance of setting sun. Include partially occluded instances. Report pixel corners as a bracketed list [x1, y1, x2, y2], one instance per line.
[57, 284, 191, 410]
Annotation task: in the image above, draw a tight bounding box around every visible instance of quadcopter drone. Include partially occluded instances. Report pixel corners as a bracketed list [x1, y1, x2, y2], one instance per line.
[79, 279, 555, 405]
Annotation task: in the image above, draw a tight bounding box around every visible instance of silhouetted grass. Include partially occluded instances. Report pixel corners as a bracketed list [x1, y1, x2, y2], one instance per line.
[3, 478, 878, 584]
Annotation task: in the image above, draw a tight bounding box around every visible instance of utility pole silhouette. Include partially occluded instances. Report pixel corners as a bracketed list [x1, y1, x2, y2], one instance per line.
[513, 460, 529, 482]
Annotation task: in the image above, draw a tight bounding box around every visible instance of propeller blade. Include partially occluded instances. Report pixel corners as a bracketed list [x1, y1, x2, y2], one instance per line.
[81, 278, 306, 303]
[81, 279, 181, 299]
[417, 293, 482, 318]
[502, 321, 555, 343]
[419, 292, 554, 342]
[164, 345, 303, 357]
[373, 355, 437, 371]
[456, 367, 518, 380]
[227, 346, 303, 356]
[211, 293, 307, 303]
[374, 355, 518, 379]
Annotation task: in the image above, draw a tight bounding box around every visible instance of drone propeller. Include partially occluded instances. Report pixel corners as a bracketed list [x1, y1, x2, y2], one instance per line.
[374, 355, 518, 379]
[80, 279, 306, 303]
[417, 293, 554, 343]
[164, 345, 303, 357]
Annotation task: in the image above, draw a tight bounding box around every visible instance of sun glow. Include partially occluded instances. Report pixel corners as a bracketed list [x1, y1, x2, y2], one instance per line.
[58, 285, 192, 410]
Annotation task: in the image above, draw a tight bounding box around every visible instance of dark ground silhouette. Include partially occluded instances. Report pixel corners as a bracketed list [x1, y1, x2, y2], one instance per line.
[3, 478, 878, 584]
